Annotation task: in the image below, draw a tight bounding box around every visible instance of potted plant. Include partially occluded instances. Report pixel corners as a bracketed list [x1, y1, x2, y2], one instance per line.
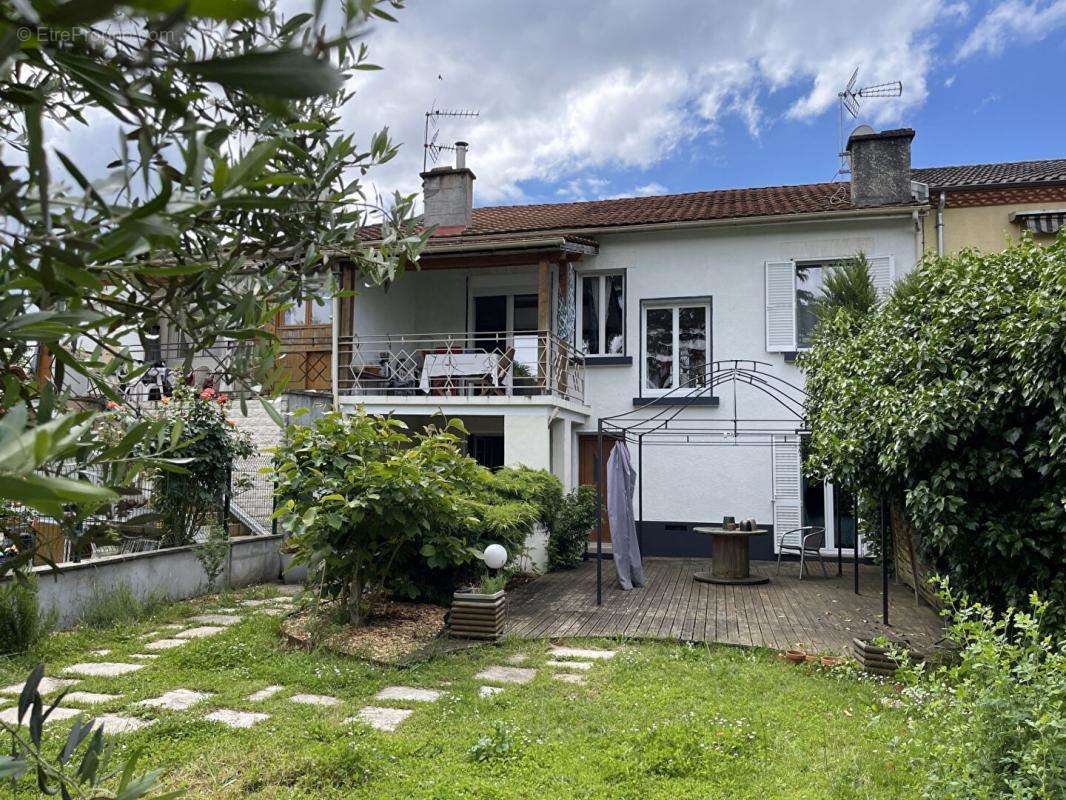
[449, 544, 508, 640]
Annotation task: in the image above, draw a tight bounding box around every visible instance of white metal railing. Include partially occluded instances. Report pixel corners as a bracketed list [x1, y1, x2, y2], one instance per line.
[337, 330, 586, 404]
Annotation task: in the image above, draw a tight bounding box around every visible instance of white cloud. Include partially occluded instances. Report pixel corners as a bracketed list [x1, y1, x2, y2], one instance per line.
[958, 0, 1066, 59]
[344, 1, 962, 205]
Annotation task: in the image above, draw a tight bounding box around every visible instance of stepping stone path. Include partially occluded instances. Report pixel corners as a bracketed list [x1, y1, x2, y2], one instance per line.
[474, 666, 536, 685]
[0, 705, 81, 726]
[139, 689, 213, 711]
[63, 663, 144, 678]
[205, 709, 269, 729]
[95, 715, 153, 734]
[552, 673, 587, 686]
[546, 660, 592, 671]
[175, 625, 226, 639]
[548, 646, 617, 660]
[65, 691, 122, 706]
[478, 686, 504, 698]
[240, 599, 274, 607]
[352, 707, 412, 733]
[188, 614, 241, 626]
[247, 685, 284, 702]
[374, 686, 442, 703]
[2, 677, 79, 695]
[290, 693, 341, 707]
[145, 638, 186, 651]
[504, 653, 529, 665]
[90, 649, 111, 656]
[130, 654, 158, 660]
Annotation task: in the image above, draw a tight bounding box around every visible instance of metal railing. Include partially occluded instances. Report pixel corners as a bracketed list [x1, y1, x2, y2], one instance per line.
[338, 330, 586, 404]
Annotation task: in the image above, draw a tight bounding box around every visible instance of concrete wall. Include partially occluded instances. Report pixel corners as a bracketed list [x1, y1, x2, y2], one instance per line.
[7, 535, 287, 630]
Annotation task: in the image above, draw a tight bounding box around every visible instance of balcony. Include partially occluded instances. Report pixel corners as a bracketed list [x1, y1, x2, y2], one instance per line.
[338, 330, 586, 406]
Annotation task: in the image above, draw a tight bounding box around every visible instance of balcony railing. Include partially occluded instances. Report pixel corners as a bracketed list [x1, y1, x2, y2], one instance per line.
[338, 330, 586, 404]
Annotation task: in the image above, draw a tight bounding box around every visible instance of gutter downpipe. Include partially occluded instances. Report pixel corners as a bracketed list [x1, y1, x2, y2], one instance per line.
[936, 191, 946, 256]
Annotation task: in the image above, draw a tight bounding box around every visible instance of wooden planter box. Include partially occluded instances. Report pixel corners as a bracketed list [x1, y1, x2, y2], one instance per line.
[449, 589, 506, 640]
[852, 637, 907, 676]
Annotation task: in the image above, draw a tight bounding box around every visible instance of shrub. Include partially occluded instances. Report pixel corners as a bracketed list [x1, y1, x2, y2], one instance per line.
[77, 582, 165, 628]
[548, 485, 598, 570]
[275, 412, 557, 622]
[140, 385, 254, 547]
[896, 581, 1065, 799]
[0, 573, 51, 655]
[802, 235, 1066, 625]
[196, 525, 230, 589]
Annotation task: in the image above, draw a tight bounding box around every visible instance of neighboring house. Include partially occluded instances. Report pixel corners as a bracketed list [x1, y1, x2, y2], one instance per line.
[912, 159, 1066, 254]
[331, 128, 927, 567]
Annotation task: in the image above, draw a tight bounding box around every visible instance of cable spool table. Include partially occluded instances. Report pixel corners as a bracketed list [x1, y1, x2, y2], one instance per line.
[692, 527, 770, 585]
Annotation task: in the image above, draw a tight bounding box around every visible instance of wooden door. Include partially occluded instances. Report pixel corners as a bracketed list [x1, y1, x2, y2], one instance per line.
[276, 299, 332, 392]
[578, 434, 620, 542]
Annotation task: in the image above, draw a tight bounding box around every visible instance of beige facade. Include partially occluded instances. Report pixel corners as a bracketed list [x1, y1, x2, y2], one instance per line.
[920, 185, 1066, 255]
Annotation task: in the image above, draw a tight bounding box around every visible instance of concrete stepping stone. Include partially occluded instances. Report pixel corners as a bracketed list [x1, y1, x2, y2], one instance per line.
[63, 663, 144, 678]
[130, 654, 158, 660]
[187, 614, 241, 626]
[174, 625, 226, 639]
[289, 693, 341, 707]
[247, 685, 284, 702]
[2, 677, 80, 696]
[474, 666, 536, 685]
[374, 686, 442, 703]
[504, 653, 529, 665]
[478, 686, 504, 698]
[89, 649, 111, 656]
[145, 638, 186, 651]
[240, 599, 273, 607]
[352, 706, 412, 732]
[0, 705, 81, 725]
[64, 691, 122, 706]
[138, 689, 213, 711]
[260, 608, 286, 617]
[548, 646, 617, 661]
[205, 709, 270, 728]
[546, 660, 593, 671]
[94, 714, 153, 734]
[552, 673, 587, 686]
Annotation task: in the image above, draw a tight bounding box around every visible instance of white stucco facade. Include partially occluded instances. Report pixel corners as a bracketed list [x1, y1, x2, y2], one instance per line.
[339, 208, 921, 558]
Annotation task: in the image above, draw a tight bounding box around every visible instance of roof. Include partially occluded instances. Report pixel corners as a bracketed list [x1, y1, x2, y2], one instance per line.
[359, 181, 915, 244]
[912, 159, 1066, 190]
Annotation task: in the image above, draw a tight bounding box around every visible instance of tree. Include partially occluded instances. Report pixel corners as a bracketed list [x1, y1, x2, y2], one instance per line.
[813, 253, 878, 325]
[802, 235, 1066, 626]
[0, 0, 427, 571]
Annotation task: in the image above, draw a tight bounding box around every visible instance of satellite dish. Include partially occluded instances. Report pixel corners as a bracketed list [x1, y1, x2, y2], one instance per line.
[851, 124, 876, 138]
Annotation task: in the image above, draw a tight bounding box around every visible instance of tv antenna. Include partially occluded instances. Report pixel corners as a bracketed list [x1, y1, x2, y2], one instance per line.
[423, 107, 480, 171]
[836, 68, 903, 174]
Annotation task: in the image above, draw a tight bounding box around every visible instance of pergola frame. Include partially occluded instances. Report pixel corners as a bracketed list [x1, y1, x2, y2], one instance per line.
[592, 359, 891, 626]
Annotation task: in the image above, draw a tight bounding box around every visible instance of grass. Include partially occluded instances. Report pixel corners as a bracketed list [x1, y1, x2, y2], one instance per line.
[0, 586, 925, 799]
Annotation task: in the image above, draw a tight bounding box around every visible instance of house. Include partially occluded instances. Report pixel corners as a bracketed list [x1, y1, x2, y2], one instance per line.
[913, 158, 1066, 254]
[295, 127, 928, 568]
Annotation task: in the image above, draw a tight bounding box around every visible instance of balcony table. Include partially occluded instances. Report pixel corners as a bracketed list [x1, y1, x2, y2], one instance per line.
[419, 351, 506, 394]
[692, 526, 770, 586]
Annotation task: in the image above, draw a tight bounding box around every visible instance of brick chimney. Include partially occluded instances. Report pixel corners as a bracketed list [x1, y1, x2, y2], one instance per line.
[847, 127, 915, 207]
[421, 141, 475, 230]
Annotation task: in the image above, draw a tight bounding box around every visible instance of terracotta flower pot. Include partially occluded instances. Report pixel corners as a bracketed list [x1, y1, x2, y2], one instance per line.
[784, 649, 806, 663]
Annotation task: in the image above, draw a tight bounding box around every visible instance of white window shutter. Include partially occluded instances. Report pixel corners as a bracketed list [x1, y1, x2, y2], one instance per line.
[868, 255, 895, 300]
[765, 260, 796, 351]
[772, 435, 802, 552]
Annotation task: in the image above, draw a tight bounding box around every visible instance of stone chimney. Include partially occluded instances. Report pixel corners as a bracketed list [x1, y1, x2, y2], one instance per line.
[421, 141, 475, 230]
[846, 127, 915, 207]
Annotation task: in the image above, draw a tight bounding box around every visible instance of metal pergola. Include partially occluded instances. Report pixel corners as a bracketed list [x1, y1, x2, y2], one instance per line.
[592, 359, 891, 625]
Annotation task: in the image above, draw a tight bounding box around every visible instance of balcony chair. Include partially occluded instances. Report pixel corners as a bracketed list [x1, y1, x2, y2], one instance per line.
[775, 525, 827, 579]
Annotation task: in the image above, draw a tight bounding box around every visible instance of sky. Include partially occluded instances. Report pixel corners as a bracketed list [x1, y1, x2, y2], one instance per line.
[338, 0, 1066, 208]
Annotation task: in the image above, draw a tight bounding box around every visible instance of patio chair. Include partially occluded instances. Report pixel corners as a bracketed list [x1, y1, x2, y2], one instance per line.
[775, 526, 827, 579]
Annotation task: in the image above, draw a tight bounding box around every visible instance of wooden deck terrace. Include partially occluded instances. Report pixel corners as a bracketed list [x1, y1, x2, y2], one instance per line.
[506, 557, 944, 655]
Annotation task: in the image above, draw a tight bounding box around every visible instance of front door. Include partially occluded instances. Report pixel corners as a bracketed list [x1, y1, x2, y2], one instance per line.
[578, 434, 620, 542]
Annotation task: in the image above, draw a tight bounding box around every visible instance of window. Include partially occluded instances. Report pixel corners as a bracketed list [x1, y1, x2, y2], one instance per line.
[795, 262, 829, 349]
[579, 272, 625, 356]
[281, 298, 332, 328]
[642, 299, 710, 392]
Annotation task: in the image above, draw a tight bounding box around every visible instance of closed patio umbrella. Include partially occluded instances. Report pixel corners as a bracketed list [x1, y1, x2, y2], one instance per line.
[608, 441, 645, 590]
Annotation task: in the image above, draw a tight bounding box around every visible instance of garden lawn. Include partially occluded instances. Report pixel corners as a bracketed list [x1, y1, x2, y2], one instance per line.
[1, 586, 924, 799]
